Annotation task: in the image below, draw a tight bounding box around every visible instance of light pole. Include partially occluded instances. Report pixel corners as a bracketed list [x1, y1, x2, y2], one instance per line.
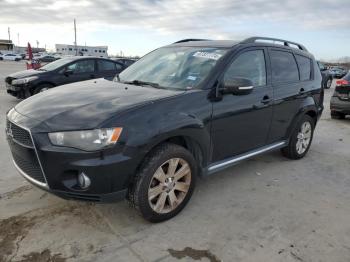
[74, 19, 77, 55]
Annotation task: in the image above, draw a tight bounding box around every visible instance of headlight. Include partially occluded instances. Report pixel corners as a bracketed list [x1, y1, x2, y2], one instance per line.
[12, 76, 38, 85]
[48, 128, 123, 151]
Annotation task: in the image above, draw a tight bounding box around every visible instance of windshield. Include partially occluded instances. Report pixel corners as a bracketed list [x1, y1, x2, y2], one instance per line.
[118, 47, 227, 90]
[39, 57, 74, 71]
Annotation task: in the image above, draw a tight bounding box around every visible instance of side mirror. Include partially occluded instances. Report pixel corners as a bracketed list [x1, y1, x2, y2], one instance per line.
[64, 69, 74, 76]
[222, 78, 254, 95]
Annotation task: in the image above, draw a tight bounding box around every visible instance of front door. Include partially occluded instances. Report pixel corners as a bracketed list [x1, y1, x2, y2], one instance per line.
[58, 59, 96, 85]
[211, 48, 273, 162]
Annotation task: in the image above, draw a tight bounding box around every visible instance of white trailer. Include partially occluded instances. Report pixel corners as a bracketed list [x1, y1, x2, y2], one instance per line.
[55, 44, 108, 58]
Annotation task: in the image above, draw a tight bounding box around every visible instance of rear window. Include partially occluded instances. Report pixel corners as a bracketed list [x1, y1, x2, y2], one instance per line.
[97, 60, 116, 71]
[270, 50, 299, 83]
[295, 55, 312, 81]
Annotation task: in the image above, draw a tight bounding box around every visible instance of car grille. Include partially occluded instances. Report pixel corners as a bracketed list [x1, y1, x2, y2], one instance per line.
[6, 119, 33, 147]
[6, 119, 47, 185]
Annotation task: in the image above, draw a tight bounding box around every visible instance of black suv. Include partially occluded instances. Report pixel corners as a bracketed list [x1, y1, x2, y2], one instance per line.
[6, 37, 323, 222]
[5, 57, 125, 98]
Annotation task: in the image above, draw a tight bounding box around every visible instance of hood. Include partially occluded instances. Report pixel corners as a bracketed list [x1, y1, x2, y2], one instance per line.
[8, 69, 46, 79]
[14, 78, 185, 131]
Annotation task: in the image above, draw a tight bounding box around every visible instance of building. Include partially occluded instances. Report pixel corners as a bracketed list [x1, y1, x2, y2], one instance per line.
[0, 40, 46, 55]
[0, 39, 14, 53]
[55, 44, 108, 58]
[13, 46, 46, 54]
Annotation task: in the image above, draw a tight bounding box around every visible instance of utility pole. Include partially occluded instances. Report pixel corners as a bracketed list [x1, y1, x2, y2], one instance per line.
[17, 33, 19, 46]
[74, 19, 77, 55]
[36, 40, 39, 48]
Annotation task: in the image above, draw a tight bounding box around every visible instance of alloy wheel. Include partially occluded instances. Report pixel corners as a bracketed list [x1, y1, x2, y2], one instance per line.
[296, 121, 312, 154]
[148, 158, 191, 214]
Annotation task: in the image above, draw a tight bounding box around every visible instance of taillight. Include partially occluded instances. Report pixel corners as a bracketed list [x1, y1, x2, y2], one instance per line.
[336, 79, 349, 86]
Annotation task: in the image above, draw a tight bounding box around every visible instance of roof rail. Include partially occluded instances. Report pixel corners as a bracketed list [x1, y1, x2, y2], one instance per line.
[173, 39, 210, 44]
[242, 37, 308, 52]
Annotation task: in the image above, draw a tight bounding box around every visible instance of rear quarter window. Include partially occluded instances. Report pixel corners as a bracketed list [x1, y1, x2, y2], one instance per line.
[270, 50, 299, 83]
[295, 55, 312, 81]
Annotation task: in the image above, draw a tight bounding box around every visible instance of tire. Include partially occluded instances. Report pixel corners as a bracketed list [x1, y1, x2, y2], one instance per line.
[33, 84, 53, 95]
[129, 143, 197, 222]
[281, 115, 315, 160]
[331, 111, 345, 119]
[324, 77, 332, 89]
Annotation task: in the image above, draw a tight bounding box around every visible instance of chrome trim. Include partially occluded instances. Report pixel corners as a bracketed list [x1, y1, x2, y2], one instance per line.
[13, 160, 48, 189]
[7, 118, 49, 188]
[238, 86, 253, 90]
[208, 141, 286, 174]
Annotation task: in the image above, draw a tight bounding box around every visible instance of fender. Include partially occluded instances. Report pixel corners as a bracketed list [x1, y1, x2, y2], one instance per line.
[285, 96, 318, 140]
[126, 111, 211, 167]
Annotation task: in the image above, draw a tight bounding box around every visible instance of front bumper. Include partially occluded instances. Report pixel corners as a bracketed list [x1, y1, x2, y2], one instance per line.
[6, 82, 29, 98]
[330, 96, 350, 114]
[6, 111, 142, 203]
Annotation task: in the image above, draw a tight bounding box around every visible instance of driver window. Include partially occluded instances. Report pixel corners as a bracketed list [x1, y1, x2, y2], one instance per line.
[224, 50, 266, 87]
[67, 60, 95, 74]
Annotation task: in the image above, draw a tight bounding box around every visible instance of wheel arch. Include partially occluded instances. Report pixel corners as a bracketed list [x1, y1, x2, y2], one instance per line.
[143, 134, 208, 175]
[285, 100, 318, 141]
[30, 81, 56, 94]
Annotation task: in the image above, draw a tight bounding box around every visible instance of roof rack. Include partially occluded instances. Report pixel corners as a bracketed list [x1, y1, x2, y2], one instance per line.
[173, 39, 211, 44]
[242, 37, 308, 52]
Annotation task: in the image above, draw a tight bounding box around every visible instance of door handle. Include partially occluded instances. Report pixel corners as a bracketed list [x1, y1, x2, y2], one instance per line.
[261, 95, 271, 104]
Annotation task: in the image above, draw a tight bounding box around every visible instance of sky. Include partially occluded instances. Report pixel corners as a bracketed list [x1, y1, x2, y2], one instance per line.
[0, 0, 349, 60]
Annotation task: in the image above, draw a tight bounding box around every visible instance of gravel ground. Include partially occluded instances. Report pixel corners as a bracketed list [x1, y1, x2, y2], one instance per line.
[0, 60, 349, 262]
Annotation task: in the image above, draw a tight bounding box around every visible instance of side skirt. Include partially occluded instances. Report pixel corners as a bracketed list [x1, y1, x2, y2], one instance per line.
[205, 141, 286, 175]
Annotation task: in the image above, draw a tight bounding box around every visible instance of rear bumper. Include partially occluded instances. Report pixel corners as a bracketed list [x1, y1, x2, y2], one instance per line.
[330, 96, 350, 114]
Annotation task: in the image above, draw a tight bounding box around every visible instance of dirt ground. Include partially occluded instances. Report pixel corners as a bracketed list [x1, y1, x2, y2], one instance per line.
[0, 61, 350, 262]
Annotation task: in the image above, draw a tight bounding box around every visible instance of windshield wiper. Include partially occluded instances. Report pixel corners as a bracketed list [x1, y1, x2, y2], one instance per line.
[123, 80, 163, 89]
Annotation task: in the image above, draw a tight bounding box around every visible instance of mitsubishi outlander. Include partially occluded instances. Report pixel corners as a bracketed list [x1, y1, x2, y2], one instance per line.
[6, 37, 323, 222]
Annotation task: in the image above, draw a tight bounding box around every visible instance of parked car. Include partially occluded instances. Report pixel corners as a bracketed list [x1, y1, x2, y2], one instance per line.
[329, 67, 348, 78]
[5, 56, 126, 98]
[317, 61, 333, 89]
[38, 55, 60, 63]
[330, 71, 350, 119]
[114, 58, 137, 67]
[1, 53, 22, 61]
[5, 37, 323, 222]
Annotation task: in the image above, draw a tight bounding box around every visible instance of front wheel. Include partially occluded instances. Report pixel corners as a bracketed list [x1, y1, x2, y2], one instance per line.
[129, 143, 197, 222]
[281, 115, 315, 159]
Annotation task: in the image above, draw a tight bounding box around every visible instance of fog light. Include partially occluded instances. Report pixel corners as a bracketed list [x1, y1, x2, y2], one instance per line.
[78, 172, 91, 189]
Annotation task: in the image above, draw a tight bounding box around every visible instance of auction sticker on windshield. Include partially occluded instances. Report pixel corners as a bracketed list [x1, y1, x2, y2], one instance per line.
[193, 51, 222, 60]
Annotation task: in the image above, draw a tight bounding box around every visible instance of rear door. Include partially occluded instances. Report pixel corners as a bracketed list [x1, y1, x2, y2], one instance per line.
[96, 59, 124, 80]
[267, 48, 313, 143]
